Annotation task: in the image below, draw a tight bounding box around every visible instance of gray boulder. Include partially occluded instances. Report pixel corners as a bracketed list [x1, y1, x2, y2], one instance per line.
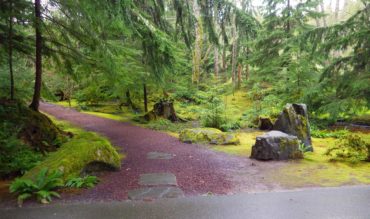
[273, 103, 313, 151]
[250, 131, 303, 160]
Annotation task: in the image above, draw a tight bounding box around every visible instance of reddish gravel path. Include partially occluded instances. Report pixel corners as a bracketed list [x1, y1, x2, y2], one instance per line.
[39, 102, 283, 202]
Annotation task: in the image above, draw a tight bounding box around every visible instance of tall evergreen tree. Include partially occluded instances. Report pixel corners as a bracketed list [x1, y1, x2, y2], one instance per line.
[306, 1, 370, 117]
[251, 0, 321, 104]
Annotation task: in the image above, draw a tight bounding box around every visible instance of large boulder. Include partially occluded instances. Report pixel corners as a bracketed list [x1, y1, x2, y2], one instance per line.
[251, 131, 303, 160]
[273, 103, 313, 151]
[179, 128, 240, 145]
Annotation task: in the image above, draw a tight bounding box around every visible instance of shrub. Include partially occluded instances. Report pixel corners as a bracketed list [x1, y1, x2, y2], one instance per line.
[0, 123, 42, 178]
[325, 135, 370, 163]
[201, 95, 226, 129]
[220, 120, 241, 131]
[9, 168, 63, 206]
[310, 126, 349, 139]
[65, 175, 99, 188]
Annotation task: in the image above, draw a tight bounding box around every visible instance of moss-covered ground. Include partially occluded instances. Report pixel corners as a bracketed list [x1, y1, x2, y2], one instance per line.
[23, 116, 123, 181]
[55, 100, 136, 122]
[213, 132, 370, 187]
[266, 134, 370, 188]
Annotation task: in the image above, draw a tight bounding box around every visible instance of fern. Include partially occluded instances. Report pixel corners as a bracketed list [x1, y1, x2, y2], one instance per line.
[9, 168, 63, 206]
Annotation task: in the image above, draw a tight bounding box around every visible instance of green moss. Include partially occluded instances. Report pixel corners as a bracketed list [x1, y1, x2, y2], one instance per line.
[23, 117, 122, 181]
[179, 128, 240, 145]
[212, 130, 264, 156]
[84, 111, 128, 122]
[266, 135, 370, 187]
[53, 100, 136, 122]
[54, 100, 79, 108]
[0, 101, 66, 152]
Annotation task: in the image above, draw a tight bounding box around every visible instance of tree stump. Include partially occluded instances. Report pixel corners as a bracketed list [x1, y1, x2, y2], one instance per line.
[258, 117, 273, 130]
[144, 99, 179, 122]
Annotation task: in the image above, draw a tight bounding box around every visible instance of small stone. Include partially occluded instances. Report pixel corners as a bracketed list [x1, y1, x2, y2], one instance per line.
[147, 152, 174, 160]
[128, 187, 184, 200]
[139, 173, 177, 186]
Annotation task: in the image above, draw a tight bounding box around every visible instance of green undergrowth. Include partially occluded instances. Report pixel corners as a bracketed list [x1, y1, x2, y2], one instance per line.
[23, 116, 122, 181]
[55, 90, 253, 132]
[348, 112, 370, 125]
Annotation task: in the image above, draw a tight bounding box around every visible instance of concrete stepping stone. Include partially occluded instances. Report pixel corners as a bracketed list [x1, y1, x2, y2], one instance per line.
[147, 151, 174, 160]
[128, 186, 184, 200]
[138, 173, 177, 186]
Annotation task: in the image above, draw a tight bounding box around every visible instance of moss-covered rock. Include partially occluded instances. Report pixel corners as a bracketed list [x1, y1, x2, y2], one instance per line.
[179, 128, 240, 145]
[251, 131, 303, 160]
[273, 103, 313, 151]
[23, 122, 121, 181]
[0, 100, 67, 152]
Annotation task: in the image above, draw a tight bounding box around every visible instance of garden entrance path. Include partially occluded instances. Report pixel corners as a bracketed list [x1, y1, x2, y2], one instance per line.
[40, 102, 281, 201]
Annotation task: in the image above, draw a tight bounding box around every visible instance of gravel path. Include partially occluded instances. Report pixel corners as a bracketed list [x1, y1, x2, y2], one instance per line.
[38, 102, 282, 202]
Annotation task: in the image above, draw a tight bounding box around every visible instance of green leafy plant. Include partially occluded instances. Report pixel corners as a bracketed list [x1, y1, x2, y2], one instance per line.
[325, 135, 370, 163]
[65, 175, 99, 188]
[0, 123, 42, 178]
[220, 120, 241, 132]
[9, 168, 63, 206]
[298, 142, 311, 153]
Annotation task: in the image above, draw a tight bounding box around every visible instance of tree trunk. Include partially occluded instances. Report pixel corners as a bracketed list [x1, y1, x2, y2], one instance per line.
[8, 1, 14, 100]
[231, 9, 237, 87]
[30, 0, 42, 111]
[334, 0, 340, 21]
[315, 6, 321, 27]
[143, 84, 148, 113]
[286, 0, 291, 33]
[214, 46, 219, 78]
[245, 64, 249, 81]
[320, 2, 327, 27]
[237, 63, 242, 89]
[222, 46, 227, 80]
[192, 0, 202, 84]
[123, 89, 134, 109]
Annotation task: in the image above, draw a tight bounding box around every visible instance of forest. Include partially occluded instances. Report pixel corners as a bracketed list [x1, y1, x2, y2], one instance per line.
[0, 0, 369, 208]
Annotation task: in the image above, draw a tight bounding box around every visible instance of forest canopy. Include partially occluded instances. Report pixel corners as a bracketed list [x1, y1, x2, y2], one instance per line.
[0, 0, 369, 121]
